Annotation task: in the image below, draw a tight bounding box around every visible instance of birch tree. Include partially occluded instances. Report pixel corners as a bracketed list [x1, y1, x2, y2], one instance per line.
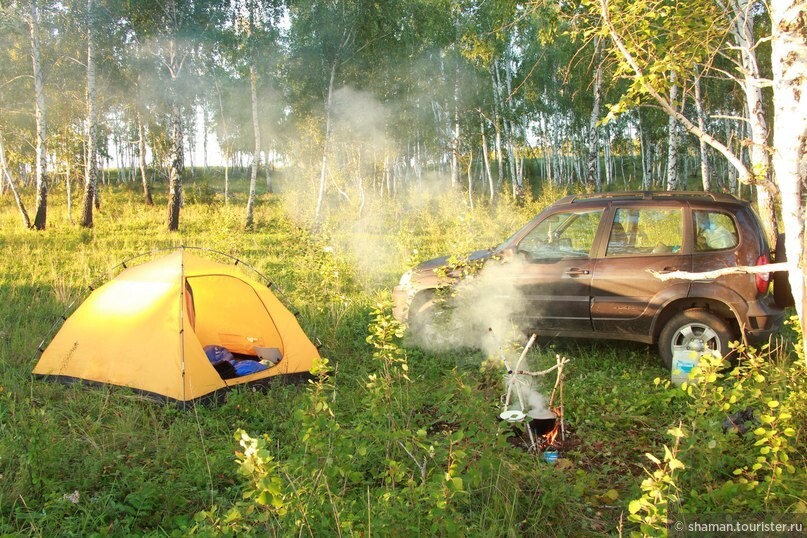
[245, 61, 260, 229]
[0, 132, 31, 227]
[587, 44, 604, 191]
[136, 110, 153, 205]
[718, 0, 778, 246]
[693, 67, 711, 190]
[771, 0, 807, 362]
[140, 0, 224, 231]
[79, 0, 97, 227]
[164, 30, 184, 232]
[593, 0, 780, 238]
[28, 0, 48, 230]
[665, 71, 680, 190]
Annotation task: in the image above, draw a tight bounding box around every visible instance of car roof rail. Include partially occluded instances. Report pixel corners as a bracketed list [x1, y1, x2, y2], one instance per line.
[560, 191, 741, 204]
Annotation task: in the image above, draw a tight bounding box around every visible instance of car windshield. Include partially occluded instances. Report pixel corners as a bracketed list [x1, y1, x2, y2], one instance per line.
[516, 209, 604, 259]
[495, 215, 541, 252]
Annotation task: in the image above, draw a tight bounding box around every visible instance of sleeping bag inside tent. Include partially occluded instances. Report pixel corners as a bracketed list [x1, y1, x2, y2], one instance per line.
[33, 249, 320, 403]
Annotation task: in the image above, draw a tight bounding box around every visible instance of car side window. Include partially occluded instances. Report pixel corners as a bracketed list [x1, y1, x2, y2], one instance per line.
[607, 208, 683, 256]
[518, 209, 603, 260]
[694, 210, 738, 251]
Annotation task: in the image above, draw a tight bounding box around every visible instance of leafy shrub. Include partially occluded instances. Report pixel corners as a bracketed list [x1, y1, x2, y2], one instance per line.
[628, 340, 807, 535]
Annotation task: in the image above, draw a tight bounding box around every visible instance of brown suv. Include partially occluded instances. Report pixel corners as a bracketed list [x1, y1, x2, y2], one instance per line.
[392, 192, 785, 368]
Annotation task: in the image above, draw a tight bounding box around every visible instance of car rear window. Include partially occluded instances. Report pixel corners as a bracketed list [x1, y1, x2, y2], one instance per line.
[607, 208, 683, 256]
[694, 210, 738, 251]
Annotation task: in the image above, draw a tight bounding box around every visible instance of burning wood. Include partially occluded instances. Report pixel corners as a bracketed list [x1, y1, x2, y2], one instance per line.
[539, 416, 560, 450]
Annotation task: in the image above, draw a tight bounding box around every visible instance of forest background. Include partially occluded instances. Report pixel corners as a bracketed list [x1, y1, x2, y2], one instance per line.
[0, 0, 806, 535]
[1, 0, 805, 338]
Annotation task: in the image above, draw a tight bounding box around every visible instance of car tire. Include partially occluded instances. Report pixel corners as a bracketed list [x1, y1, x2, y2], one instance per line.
[406, 290, 439, 345]
[658, 310, 733, 370]
[773, 233, 795, 308]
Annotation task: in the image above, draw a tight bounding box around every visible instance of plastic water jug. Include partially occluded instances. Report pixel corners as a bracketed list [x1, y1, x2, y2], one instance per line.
[671, 350, 699, 386]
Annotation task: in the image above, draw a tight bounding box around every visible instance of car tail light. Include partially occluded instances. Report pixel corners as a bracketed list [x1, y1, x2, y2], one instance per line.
[755, 254, 771, 294]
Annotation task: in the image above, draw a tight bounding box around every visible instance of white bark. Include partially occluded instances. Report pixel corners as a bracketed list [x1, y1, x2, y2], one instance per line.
[214, 78, 230, 203]
[491, 67, 504, 186]
[588, 49, 603, 190]
[315, 62, 336, 223]
[480, 120, 494, 203]
[451, 73, 460, 187]
[771, 0, 807, 363]
[600, 0, 754, 185]
[165, 36, 185, 231]
[245, 64, 260, 229]
[81, 0, 97, 228]
[724, 0, 779, 247]
[0, 133, 31, 228]
[693, 69, 711, 191]
[29, 0, 48, 230]
[503, 60, 521, 196]
[665, 72, 680, 190]
[137, 111, 152, 205]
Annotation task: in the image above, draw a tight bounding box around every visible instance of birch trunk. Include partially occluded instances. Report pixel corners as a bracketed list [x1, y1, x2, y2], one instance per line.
[137, 111, 153, 205]
[65, 158, 72, 222]
[80, 0, 97, 228]
[264, 149, 272, 193]
[165, 39, 184, 232]
[245, 64, 260, 229]
[29, 0, 48, 230]
[693, 70, 711, 191]
[771, 0, 807, 363]
[466, 150, 473, 210]
[214, 79, 230, 203]
[481, 120, 494, 204]
[665, 72, 679, 191]
[638, 111, 651, 189]
[600, 0, 754, 185]
[491, 66, 504, 187]
[203, 106, 208, 171]
[166, 96, 184, 231]
[727, 0, 780, 247]
[497, 60, 519, 196]
[604, 132, 612, 187]
[451, 74, 460, 187]
[0, 133, 31, 228]
[315, 62, 336, 223]
[186, 113, 195, 180]
[587, 48, 603, 191]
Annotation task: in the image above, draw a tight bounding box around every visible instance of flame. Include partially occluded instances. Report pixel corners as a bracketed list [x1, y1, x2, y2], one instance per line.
[541, 423, 559, 448]
[539, 407, 562, 449]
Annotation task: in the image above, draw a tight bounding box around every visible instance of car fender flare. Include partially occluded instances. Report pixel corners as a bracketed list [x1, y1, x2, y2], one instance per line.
[650, 283, 744, 342]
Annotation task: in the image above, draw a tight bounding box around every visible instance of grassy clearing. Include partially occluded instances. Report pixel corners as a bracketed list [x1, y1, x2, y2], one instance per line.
[0, 175, 804, 536]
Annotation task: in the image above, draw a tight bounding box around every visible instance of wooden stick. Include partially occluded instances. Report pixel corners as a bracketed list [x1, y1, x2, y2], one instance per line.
[648, 262, 789, 282]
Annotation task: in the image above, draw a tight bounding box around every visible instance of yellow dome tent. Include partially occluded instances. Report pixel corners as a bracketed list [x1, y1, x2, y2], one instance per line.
[33, 249, 320, 403]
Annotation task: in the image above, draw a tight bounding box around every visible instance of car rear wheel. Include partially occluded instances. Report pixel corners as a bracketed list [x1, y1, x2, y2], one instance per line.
[658, 310, 732, 370]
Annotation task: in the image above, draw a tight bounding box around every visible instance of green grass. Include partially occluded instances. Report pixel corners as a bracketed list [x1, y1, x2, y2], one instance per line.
[0, 173, 804, 536]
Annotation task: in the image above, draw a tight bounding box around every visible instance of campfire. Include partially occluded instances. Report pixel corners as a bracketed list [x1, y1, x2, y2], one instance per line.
[532, 408, 561, 450]
[494, 333, 569, 453]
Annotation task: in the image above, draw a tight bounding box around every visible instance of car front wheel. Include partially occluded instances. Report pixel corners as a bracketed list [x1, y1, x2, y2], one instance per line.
[658, 310, 732, 370]
[406, 290, 439, 345]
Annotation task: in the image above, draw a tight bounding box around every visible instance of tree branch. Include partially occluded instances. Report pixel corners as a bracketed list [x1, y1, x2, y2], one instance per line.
[648, 262, 790, 282]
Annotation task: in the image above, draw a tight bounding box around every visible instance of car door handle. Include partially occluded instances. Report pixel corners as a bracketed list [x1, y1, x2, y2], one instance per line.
[565, 268, 590, 276]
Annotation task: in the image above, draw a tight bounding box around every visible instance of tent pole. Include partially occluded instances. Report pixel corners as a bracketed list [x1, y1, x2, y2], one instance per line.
[179, 246, 187, 404]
